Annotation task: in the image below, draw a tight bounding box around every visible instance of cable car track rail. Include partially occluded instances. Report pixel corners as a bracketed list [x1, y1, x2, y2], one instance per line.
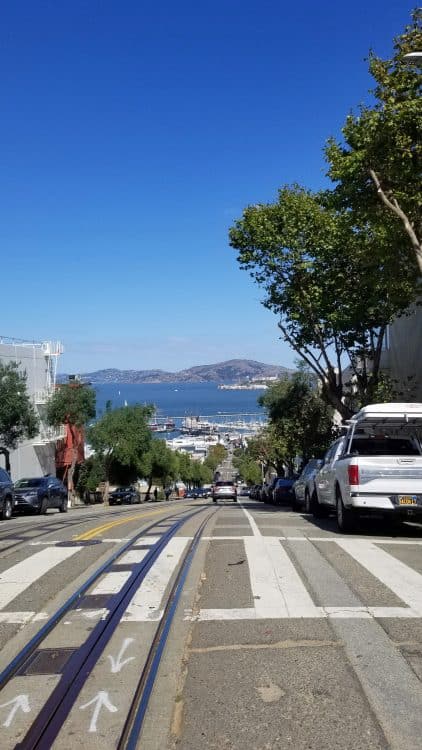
[0, 503, 213, 749]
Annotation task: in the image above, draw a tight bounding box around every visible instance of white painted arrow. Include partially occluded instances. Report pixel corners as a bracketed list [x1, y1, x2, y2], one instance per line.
[0, 694, 31, 728]
[79, 691, 118, 732]
[107, 637, 136, 673]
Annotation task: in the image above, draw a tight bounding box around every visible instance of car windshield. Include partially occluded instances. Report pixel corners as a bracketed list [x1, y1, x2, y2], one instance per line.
[215, 481, 234, 487]
[15, 478, 45, 488]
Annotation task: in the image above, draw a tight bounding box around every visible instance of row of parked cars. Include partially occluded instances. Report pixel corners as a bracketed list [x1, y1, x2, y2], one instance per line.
[0, 470, 68, 519]
[250, 403, 422, 532]
[249, 477, 295, 505]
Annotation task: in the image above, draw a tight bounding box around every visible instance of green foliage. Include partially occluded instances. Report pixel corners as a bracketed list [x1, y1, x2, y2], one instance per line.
[0, 362, 39, 449]
[141, 439, 178, 486]
[232, 452, 262, 485]
[259, 369, 337, 470]
[76, 455, 105, 494]
[230, 183, 417, 416]
[175, 450, 213, 487]
[325, 10, 422, 271]
[46, 383, 96, 427]
[88, 404, 154, 479]
[204, 444, 227, 473]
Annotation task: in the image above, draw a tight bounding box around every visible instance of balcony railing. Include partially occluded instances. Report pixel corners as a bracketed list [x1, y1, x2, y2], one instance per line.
[33, 425, 66, 445]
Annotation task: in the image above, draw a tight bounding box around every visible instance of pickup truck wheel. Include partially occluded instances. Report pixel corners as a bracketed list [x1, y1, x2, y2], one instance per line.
[336, 489, 355, 532]
[310, 491, 329, 519]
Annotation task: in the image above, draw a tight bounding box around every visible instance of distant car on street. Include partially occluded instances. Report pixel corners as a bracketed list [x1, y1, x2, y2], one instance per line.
[14, 476, 68, 514]
[108, 487, 140, 505]
[0, 467, 14, 520]
[212, 481, 237, 502]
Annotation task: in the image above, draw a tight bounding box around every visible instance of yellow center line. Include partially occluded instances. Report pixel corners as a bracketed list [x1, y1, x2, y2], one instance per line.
[74, 507, 177, 541]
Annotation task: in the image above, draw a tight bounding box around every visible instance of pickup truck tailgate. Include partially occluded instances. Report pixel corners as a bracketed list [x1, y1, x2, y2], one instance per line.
[357, 457, 422, 494]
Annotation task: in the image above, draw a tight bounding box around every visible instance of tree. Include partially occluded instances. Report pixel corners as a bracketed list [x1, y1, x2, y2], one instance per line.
[326, 10, 422, 273]
[232, 450, 262, 485]
[229, 185, 417, 417]
[47, 382, 96, 504]
[244, 426, 288, 477]
[87, 404, 154, 499]
[141, 439, 178, 497]
[204, 444, 227, 474]
[259, 368, 337, 470]
[0, 362, 39, 472]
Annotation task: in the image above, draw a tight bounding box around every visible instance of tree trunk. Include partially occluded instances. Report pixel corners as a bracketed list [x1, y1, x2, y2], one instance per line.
[67, 424, 78, 508]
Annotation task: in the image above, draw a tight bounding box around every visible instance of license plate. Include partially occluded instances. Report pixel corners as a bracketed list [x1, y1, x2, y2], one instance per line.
[398, 495, 417, 505]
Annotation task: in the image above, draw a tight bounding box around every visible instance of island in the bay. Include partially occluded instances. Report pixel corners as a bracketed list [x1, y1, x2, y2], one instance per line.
[59, 359, 292, 384]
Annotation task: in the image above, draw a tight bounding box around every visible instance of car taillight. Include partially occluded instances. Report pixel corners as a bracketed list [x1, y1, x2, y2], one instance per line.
[348, 465, 359, 485]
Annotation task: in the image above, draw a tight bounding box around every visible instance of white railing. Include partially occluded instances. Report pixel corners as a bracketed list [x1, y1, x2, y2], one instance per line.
[33, 425, 66, 444]
[34, 389, 54, 404]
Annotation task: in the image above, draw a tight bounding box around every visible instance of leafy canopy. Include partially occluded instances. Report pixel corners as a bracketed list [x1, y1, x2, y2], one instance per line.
[88, 404, 154, 477]
[0, 362, 39, 449]
[326, 10, 422, 271]
[230, 185, 417, 416]
[47, 383, 96, 428]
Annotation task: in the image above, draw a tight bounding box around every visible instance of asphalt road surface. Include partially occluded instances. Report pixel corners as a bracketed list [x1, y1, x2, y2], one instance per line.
[0, 499, 421, 749]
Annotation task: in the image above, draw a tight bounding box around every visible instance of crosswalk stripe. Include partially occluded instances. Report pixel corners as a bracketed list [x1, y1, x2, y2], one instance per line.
[0, 546, 83, 610]
[335, 539, 422, 616]
[121, 537, 189, 621]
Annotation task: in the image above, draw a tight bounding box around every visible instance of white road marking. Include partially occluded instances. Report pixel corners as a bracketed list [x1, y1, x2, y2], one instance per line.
[107, 637, 136, 673]
[91, 571, 132, 595]
[0, 612, 48, 624]
[122, 537, 189, 621]
[79, 691, 118, 732]
[336, 539, 422, 616]
[132, 536, 160, 546]
[0, 547, 82, 609]
[0, 694, 31, 727]
[118, 549, 149, 565]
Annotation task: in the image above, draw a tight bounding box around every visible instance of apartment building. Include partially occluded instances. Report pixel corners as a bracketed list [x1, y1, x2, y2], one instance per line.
[380, 304, 422, 401]
[0, 337, 64, 480]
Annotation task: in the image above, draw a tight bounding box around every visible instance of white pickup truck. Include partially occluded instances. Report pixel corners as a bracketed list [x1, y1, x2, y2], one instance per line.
[312, 402, 422, 531]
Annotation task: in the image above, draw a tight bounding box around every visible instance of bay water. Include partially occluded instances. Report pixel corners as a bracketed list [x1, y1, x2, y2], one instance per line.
[93, 382, 265, 430]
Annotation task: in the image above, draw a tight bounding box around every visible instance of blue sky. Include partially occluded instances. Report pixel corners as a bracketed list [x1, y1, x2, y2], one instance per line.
[1, 1, 411, 373]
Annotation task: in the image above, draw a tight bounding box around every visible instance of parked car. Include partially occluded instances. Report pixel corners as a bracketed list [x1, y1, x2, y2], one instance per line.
[273, 478, 295, 506]
[212, 481, 237, 502]
[292, 459, 323, 512]
[249, 484, 259, 500]
[0, 467, 14, 520]
[109, 487, 141, 505]
[14, 476, 68, 514]
[260, 481, 272, 503]
[312, 402, 422, 531]
[193, 487, 210, 498]
[239, 485, 250, 496]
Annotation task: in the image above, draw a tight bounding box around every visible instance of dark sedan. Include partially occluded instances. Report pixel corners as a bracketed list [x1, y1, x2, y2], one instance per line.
[109, 487, 140, 505]
[14, 476, 68, 514]
[273, 478, 295, 506]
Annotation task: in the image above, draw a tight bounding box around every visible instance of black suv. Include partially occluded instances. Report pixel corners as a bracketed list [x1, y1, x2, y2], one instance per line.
[14, 477, 68, 514]
[109, 487, 140, 505]
[0, 467, 14, 520]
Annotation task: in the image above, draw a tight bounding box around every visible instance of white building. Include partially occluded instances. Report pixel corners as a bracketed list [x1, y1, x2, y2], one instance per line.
[380, 304, 422, 401]
[0, 337, 64, 480]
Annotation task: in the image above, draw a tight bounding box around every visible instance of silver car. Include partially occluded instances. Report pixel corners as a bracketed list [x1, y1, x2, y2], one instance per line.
[212, 481, 237, 503]
[292, 460, 323, 512]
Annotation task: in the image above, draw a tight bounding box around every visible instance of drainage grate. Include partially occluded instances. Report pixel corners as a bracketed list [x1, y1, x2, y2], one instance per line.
[19, 648, 77, 676]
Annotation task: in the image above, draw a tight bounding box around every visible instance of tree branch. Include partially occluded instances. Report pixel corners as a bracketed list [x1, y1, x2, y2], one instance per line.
[369, 169, 422, 274]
